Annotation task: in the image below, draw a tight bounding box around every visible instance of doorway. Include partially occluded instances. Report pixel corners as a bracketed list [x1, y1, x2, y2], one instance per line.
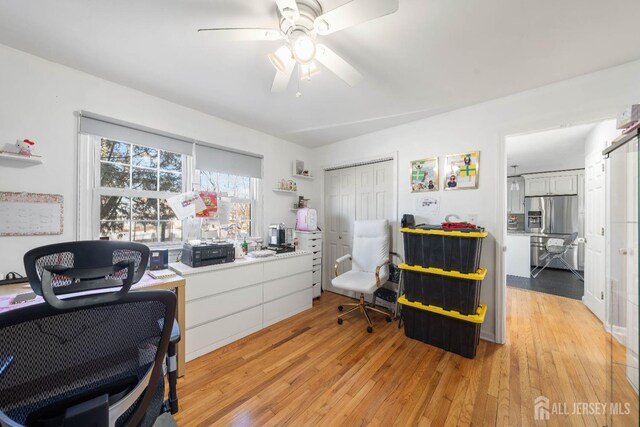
[503, 121, 618, 312]
[322, 158, 396, 298]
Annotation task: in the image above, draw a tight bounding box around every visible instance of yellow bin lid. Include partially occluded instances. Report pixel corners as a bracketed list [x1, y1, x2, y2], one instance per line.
[400, 227, 488, 238]
[398, 295, 487, 324]
[399, 263, 487, 281]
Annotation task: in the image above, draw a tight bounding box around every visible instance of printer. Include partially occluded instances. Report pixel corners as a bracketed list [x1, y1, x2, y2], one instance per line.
[181, 242, 235, 267]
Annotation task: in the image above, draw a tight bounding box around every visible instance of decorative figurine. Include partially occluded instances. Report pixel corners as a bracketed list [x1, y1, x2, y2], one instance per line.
[16, 139, 36, 156]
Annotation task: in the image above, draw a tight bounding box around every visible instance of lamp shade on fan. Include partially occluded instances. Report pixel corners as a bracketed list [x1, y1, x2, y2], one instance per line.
[296, 208, 318, 231]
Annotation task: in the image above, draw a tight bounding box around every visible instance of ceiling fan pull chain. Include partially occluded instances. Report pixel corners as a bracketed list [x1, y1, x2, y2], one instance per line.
[296, 64, 302, 98]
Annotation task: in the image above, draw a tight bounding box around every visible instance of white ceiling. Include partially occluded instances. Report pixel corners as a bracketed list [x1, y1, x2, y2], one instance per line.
[506, 123, 597, 175]
[1, 0, 639, 148]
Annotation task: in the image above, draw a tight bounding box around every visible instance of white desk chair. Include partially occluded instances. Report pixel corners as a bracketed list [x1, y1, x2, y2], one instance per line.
[332, 220, 392, 333]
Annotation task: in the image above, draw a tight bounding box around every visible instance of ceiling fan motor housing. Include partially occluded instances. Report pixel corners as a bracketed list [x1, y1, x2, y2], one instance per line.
[278, 0, 323, 35]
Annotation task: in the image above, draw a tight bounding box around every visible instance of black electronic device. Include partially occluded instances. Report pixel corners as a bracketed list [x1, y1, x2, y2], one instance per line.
[181, 242, 235, 267]
[266, 244, 295, 254]
[401, 214, 415, 228]
[149, 249, 169, 270]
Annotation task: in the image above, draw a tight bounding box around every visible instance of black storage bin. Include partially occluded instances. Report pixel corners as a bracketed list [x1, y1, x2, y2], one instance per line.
[401, 227, 487, 273]
[398, 296, 486, 359]
[400, 263, 487, 315]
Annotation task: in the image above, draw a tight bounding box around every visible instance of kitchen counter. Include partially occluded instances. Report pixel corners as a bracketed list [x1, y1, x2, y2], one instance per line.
[170, 250, 312, 276]
[506, 234, 531, 278]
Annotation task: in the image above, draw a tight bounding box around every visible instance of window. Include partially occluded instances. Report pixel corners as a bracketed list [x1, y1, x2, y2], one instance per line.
[198, 170, 256, 239]
[98, 139, 184, 243]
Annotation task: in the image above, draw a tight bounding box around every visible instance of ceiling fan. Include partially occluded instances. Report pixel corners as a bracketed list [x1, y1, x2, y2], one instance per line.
[198, 0, 399, 93]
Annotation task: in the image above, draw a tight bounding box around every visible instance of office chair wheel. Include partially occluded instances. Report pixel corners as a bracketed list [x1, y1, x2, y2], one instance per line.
[367, 326, 373, 333]
[385, 316, 392, 322]
[338, 305, 343, 311]
[337, 318, 343, 325]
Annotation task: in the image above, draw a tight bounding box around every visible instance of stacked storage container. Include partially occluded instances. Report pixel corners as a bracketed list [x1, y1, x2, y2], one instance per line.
[399, 226, 488, 358]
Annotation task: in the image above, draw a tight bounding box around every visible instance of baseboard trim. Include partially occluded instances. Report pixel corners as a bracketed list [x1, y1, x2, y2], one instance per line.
[480, 330, 496, 343]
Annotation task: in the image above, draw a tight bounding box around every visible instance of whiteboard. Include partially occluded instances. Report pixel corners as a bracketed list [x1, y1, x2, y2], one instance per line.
[0, 192, 63, 236]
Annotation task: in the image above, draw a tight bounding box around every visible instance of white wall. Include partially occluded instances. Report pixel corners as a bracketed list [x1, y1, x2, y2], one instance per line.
[0, 44, 317, 276]
[585, 119, 620, 156]
[313, 60, 640, 342]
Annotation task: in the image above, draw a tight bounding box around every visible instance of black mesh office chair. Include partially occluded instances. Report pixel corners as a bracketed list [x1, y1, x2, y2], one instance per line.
[0, 241, 176, 427]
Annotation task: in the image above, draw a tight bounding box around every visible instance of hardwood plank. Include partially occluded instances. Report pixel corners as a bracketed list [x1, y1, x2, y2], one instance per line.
[173, 289, 639, 426]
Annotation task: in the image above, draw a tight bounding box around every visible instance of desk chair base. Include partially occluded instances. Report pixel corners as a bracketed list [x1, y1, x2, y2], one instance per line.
[337, 293, 392, 333]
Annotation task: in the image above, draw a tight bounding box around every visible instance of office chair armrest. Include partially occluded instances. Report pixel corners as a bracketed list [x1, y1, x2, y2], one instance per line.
[375, 258, 390, 288]
[334, 254, 352, 278]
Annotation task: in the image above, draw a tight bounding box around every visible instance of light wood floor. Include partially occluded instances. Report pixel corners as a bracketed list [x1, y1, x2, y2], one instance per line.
[174, 288, 639, 426]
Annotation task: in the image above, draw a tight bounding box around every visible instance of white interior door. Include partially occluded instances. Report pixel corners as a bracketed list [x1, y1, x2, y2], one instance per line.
[583, 150, 606, 322]
[324, 160, 394, 296]
[324, 168, 355, 296]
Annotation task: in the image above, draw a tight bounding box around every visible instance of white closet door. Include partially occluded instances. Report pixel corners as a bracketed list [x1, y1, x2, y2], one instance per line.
[324, 160, 395, 296]
[355, 164, 374, 220]
[324, 168, 355, 295]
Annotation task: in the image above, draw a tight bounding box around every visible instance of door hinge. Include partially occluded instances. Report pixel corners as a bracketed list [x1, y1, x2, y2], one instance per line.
[601, 291, 604, 300]
[602, 163, 605, 172]
[601, 227, 605, 236]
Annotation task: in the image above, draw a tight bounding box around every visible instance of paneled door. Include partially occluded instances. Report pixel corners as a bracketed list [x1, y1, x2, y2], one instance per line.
[324, 167, 355, 295]
[583, 149, 606, 322]
[324, 161, 394, 297]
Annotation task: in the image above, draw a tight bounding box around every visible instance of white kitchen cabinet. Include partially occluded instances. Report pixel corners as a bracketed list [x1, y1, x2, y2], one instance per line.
[549, 175, 578, 195]
[507, 177, 525, 213]
[525, 177, 550, 196]
[524, 171, 580, 196]
[170, 251, 313, 362]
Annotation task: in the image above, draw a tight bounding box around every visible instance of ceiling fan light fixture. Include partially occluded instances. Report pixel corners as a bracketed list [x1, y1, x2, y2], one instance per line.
[291, 30, 316, 64]
[268, 45, 292, 72]
[300, 62, 321, 80]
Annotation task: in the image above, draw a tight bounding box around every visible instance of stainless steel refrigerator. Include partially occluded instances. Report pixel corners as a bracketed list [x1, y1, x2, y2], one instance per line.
[525, 195, 584, 271]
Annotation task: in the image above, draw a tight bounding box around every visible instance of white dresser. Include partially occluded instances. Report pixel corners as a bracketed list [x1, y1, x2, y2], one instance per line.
[295, 230, 322, 298]
[170, 251, 313, 362]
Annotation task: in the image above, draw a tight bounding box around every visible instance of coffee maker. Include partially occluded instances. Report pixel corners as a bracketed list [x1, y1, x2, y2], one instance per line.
[268, 223, 295, 253]
[269, 223, 286, 246]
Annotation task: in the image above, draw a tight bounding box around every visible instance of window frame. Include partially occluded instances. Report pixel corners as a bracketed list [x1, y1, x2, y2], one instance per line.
[78, 134, 192, 248]
[77, 134, 262, 248]
[194, 169, 260, 238]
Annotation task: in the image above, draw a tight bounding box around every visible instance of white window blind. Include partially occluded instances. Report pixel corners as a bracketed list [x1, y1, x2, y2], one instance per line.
[195, 142, 263, 178]
[79, 111, 193, 155]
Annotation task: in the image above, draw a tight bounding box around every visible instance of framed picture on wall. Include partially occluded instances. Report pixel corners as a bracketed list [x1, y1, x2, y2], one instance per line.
[444, 151, 480, 190]
[411, 157, 439, 192]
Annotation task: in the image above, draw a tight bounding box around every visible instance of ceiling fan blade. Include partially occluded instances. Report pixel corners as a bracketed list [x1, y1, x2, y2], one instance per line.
[314, 0, 399, 35]
[197, 27, 282, 41]
[315, 44, 363, 87]
[271, 57, 296, 92]
[275, 0, 300, 21]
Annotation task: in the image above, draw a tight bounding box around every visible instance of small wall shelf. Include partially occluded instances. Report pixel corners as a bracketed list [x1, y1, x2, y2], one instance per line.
[0, 152, 43, 167]
[292, 174, 313, 180]
[273, 189, 297, 194]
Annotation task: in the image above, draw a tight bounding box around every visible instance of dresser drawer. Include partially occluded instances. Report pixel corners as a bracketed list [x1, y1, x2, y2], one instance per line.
[305, 241, 322, 251]
[185, 263, 263, 301]
[264, 271, 312, 302]
[186, 283, 262, 328]
[312, 269, 321, 284]
[186, 305, 263, 361]
[263, 288, 312, 327]
[263, 254, 311, 282]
